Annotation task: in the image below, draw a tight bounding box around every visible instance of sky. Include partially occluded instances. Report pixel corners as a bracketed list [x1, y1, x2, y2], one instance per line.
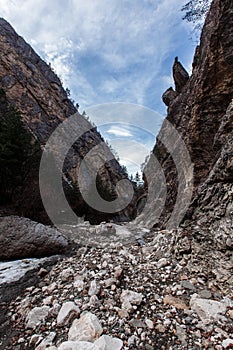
[0, 0, 197, 176]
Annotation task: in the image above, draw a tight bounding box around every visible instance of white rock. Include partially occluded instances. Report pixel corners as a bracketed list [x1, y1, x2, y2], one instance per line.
[222, 338, 233, 348]
[45, 282, 57, 293]
[104, 278, 117, 288]
[50, 302, 61, 317]
[88, 280, 99, 296]
[26, 306, 50, 329]
[35, 332, 56, 350]
[94, 335, 123, 350]
[68, 312, 103, 342]
[73, 279, 84, 291]
[157, 258, 169, 268]
[58, 341, 100, 350]
[145, 319, 154, 329]
[190, 294, 227, 323]
[120, 290, 143, 311]
[57, 302, 80, 326]
[29, 334, 43, 346]
[43, 296, 53, 305]
[60, 268, 74, 282]
[18, 338, 25, 344]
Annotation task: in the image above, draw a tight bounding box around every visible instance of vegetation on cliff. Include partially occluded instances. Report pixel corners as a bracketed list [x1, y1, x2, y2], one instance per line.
[0, 88, 40, 204]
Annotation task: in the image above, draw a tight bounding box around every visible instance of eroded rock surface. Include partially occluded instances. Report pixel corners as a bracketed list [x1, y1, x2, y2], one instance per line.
[0, 216, 68, 259]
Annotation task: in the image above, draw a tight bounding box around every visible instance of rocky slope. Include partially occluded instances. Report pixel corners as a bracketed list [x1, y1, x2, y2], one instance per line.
[0, 18, 131, 224]
[1, 235, 233, 350]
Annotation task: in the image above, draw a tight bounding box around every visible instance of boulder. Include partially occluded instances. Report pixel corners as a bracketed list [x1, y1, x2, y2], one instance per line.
[94, 335, 123, 350]
[190, 294, 227, 323]
[0, 216, 68, 259]
[26, 306, 50, 329]
[58, 341, 100, 350]
[57, 302, 80, 326]
[68, 312, 103, 342]
[120, 290, 143, 312]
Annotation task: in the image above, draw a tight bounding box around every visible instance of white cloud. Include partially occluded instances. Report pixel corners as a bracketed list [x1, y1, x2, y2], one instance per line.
[107, 126, 133, 138]
[0, 0, 194, 173]
[0, 0, 193, 111]
[110, 139, 151, 175]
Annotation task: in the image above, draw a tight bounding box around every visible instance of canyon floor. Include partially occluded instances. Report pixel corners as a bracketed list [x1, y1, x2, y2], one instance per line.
[0, 226, 233, 350]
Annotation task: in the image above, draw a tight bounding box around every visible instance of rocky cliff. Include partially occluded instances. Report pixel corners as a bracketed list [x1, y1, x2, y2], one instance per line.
[137, 0, 233, 292]
[0, 18, 132, 224]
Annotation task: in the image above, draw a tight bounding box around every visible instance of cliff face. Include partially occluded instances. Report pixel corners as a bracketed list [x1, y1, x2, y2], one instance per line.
[137, 0, 233, 292]
[0, 18, 132, 223]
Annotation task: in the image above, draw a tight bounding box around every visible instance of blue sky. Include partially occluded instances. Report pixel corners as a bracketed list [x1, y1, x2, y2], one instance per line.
[0, 0, 197, 175]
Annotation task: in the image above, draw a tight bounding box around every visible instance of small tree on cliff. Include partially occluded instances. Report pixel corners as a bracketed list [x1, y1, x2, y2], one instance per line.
[0, 91, 37, 203]
[182, 0, 212, 32]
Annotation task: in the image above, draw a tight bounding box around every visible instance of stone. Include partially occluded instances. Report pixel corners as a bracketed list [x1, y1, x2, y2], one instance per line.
[68, 312, 103, 342]
[155, 324, 166, 333]
[58, 341, 100, 350]
[222, 338, 233, 348]
[156, 258, 169, 268]
[88, 280, 99, 296]
[145, 319, 154, 329]
[176, 325, 187, 346]
[43, 296, 54, 305]
[163, 295, 189, 310]
[35, 332, 56, 350]
[94, 335, 123, 350]
[30, 334, 43, 347]
[26, 306, 50, 329]
[198, 289, 212, 299]
[73, 279, 84, 291]
[120, 290, 143, 311]
[180, 280, 196, 291]
[104, 278, 117, 288]
[57, 302, 80, 326]
[129, 319, 146, 328]
[190, 294, 227, 323]
[114, 268, 123, 279]
[60, 268, 74, 282]
[0, 216, 68, 259]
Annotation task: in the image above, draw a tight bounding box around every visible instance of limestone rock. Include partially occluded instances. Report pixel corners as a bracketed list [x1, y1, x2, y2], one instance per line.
[222, 338, 233, 349]
[190, 294, 227, 323]
[57, 302, 80, 326]
[94, 335, 123, 350]
[120, 290, 143, 311]
[0, 216, 68, 259]
[26, 306, 50, 329]
[35, 332, 56, 350]
[88, 280, 100, 296]
[68, 312, 103, 342]
[58, 342, 100, 350]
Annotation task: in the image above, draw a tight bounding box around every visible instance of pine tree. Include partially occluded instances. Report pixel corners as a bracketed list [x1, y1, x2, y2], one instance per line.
[181, 0, 211, 30]
[0, 91, 35, 203]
